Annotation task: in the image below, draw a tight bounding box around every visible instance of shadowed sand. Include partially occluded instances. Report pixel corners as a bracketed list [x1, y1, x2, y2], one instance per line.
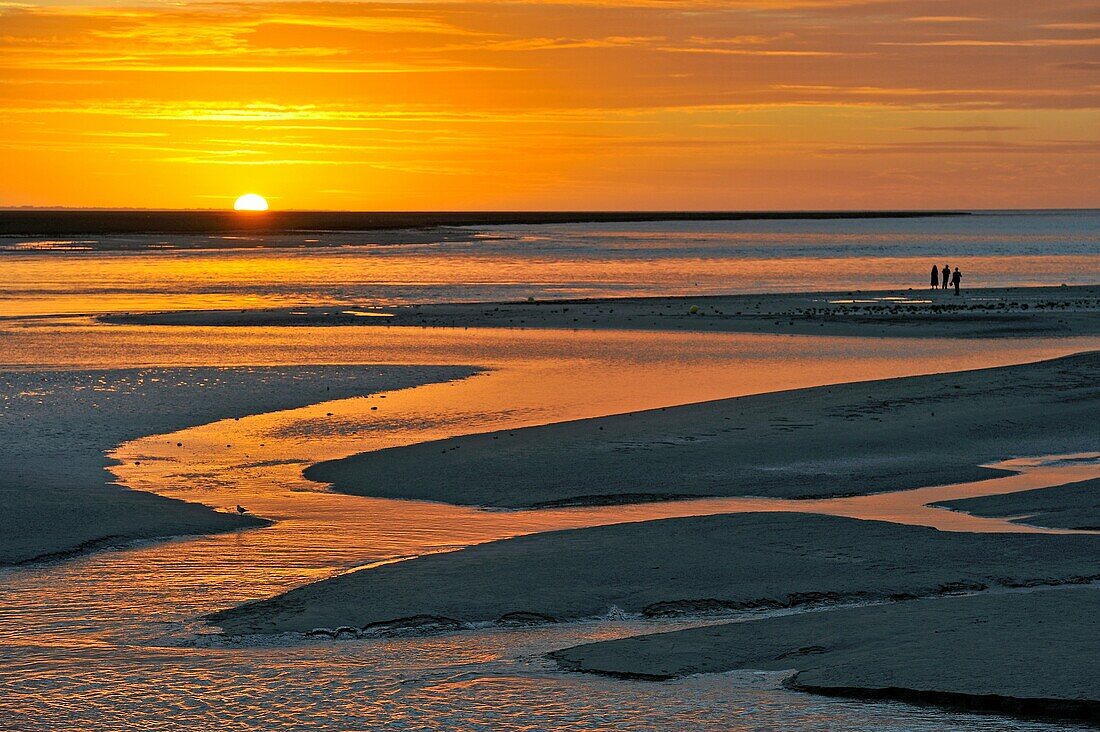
[549, 588, 1100, 724]
[938, 475, 1100, 531]
[303, 352, 1100, 508]
[100, 285, 1100, 339]
[0, 365, 475, 565]
[207, 512, 1100, 635]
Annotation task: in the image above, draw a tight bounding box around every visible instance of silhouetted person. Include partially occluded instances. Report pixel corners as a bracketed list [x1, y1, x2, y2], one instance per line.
[952, 267, 961, 295]
[942, 264, 951, 290]
[930, 265, 939, 290]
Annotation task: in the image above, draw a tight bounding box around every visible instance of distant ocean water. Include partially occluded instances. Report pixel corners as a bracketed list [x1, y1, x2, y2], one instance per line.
[1, 210, 1097, 317]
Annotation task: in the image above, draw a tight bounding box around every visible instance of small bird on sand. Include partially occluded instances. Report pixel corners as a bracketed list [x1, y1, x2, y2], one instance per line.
[236, 504, 248, 514]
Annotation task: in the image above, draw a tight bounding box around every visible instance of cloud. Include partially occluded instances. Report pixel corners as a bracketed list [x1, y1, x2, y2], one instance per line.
[1039, 22, 1100, 30]
[439, 35, 663, 52]
[880, 38, 1100, 47]
[655, 45, 841, 56]
[907, 125, 1028, 132]
[4, 0, 1100, 208]
[905, 16, 984, 23]
[823, 139, 1100, 155]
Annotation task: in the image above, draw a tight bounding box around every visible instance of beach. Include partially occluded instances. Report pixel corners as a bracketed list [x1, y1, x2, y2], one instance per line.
[2, 213, 1099, 730]
[4, 299, 1100, 728]
[304, 349, 1098, 507]
[208, 507, 1100, 635]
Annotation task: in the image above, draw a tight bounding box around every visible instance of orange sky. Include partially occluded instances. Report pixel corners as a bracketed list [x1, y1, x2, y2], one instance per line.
[2, 0, 1099, 210]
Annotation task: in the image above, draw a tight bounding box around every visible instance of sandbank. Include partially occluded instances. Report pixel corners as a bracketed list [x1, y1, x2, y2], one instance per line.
[0, 365, 475, 564]
[304, 352, 1100, 508]
[938, 475, 1100, 531]
[550, 588, 1100, 724]
[99, 285, 1100, 339]
[208, 511, 1100, 635]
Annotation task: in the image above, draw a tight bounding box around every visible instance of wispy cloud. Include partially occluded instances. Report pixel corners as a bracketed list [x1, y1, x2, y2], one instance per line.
[907, 125, 1027, 132]
[880, 38, 1100, 47]
[906, 16, 984, 24]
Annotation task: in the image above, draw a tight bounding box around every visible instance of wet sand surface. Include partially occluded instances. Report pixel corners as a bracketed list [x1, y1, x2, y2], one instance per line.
[0, 366, 475, 565]
[4, 204, 1099, 731]
[304, 352, 1100, 507]
[550, 587, 1100, 725]
[102, 285, 1100, 339]
[937, 475, 1100, 530]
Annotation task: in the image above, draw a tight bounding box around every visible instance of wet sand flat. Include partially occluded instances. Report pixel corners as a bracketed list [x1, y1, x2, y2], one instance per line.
[550, 587, 1100, 724]
[9, 287, 1100, 727]
[101, 285, 1100, 339]
[304, 352, 1100, 508]
[938, 476, 1100, 531]
[208, 511, 1100, 635]
[0, 365, 474, 565]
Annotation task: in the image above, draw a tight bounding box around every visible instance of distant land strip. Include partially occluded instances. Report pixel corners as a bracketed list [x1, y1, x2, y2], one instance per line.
[0, 210, 968, 237]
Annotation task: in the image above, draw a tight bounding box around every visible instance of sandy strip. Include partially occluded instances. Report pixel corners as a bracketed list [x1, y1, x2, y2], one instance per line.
[549, 587, 1100, 724]
[207, 511, 1100, 635]
[303, 352, 1100, 508]
[99, 285, 1100, 339]
[0, 365, 475, 565]
[938, 475, 1100, 530]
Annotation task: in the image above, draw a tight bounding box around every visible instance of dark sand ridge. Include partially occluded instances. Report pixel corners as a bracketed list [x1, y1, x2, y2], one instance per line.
[549, 588, 1100, 725]
[303, 351, 1100, 508]
[0, 365, 475, 565]
[100, 285, 1100, 339]
[207, 511, 1100, 635]
[938, 475, 1100, 531]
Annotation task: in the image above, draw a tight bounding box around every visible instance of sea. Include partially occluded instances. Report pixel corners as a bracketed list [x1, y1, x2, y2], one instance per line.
[1, 210, 1097, 318]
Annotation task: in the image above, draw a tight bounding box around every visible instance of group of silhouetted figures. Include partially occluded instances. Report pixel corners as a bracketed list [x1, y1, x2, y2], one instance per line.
[931, 264, 962, 295]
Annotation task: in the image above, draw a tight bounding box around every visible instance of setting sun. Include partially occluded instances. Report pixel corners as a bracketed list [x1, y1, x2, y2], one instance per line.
[233, 194, 268, 212]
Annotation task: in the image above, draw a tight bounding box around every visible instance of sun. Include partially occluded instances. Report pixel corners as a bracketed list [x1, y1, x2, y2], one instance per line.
[233, 193, 269, 211]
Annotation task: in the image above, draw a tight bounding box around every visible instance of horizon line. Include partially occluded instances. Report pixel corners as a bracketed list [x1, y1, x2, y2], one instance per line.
[3, 207, 1099, 214]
